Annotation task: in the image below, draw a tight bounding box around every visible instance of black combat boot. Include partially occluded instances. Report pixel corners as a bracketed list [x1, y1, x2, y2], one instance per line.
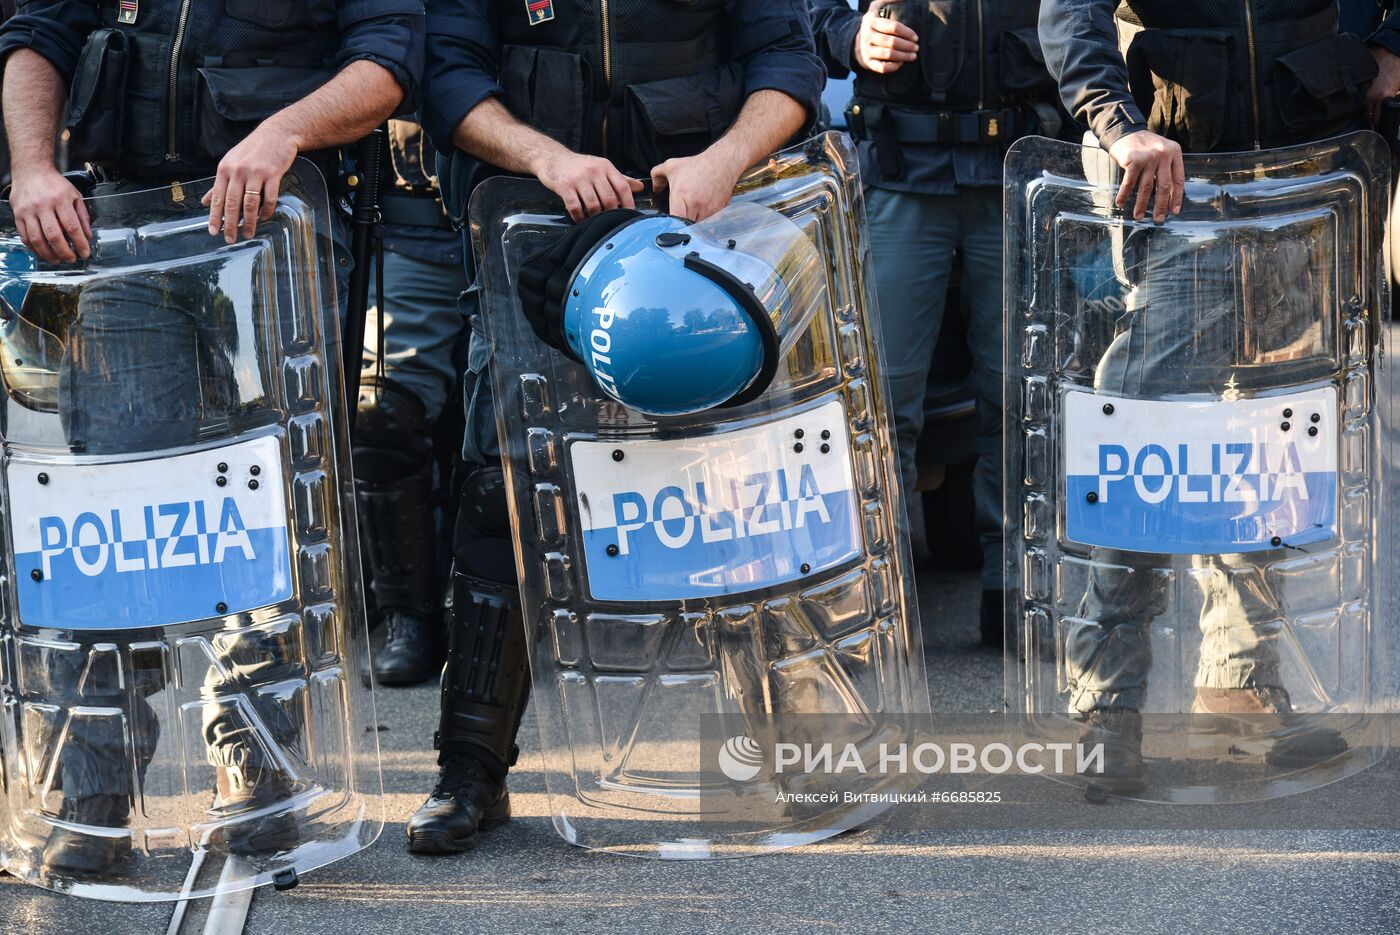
[408, 464, 531, 855]
[216, 765, 302, 856]
[406, 577, 530, 855]
[407, 750, 512, 853]
[41, 795, 132, 879]
[40, 690, 160, 879]
[354, 379, 444, 686]
[374, 609, 441, 686]
[1077, 708, 1147, 795]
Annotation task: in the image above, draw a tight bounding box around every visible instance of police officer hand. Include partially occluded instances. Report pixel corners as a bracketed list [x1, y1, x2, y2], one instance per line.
[1366, 47, 1400, 128]
[1107, 130, 1184, 223]
[9, 169, 92, 264]
[202, 122, 300, 244]
[534, 149, 644, 223]
[854, 0, 918, 75]
[651, 153, 741, 222]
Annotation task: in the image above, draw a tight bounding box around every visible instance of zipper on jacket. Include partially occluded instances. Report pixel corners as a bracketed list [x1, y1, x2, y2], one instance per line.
[975, 0, 986, 110]
[1242, 0, 1262, 149]
[166, 0, 192, 161]
[599, 0, 612, 154]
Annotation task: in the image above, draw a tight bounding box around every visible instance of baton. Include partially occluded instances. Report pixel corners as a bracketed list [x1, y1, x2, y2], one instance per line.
[344, 126, 386, 429]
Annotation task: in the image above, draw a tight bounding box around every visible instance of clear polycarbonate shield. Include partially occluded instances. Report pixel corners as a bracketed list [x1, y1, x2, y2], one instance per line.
[471, 131, 931, 856]
[0, 160, 381, 899]
[1005, 132, 1392, 803]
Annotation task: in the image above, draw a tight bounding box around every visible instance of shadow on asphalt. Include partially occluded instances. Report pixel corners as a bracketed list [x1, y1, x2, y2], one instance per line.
[4, 570, 1399, 933]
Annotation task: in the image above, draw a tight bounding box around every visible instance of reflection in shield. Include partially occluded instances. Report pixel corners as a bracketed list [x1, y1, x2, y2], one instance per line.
[0, 161, 380, 900]
[1007, 133, 1391, 804]
[473, 133, 932, 856]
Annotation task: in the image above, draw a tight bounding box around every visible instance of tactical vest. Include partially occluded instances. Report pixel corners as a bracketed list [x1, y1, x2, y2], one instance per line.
[493, 0, 742, 175]
[847, 0, 1060, 152]
[65, 0, 342, 177]
[1116, 1, 1377, 151]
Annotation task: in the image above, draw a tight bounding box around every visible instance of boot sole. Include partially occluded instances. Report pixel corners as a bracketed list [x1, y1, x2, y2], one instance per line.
[1266, 741, 1349, 769]
[1088, 776, 1147, 796]
[373, 668, 437, 687]
[407, 827, 479, 854]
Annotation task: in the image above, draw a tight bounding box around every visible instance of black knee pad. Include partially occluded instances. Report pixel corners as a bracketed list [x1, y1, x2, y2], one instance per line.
[353, 377, 432, 483]
[452, 462, 518, 587]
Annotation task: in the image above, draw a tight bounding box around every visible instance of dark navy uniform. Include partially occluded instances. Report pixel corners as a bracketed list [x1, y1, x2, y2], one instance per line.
[1039, 0, 1396, 151]
[0, 0, 422, 876]
[809, 0, 1062, 645]
[0, 0, 422, 178]
[407, 0, 822, 854]
[355, 118, 470, 687]
[1038, 0, 1387, 793]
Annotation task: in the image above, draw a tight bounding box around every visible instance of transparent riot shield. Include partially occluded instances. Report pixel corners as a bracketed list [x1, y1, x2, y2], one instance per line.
[1005, 133, 1392, 803]
[0, 160, 381, 899]
[471, 132, 930, 856]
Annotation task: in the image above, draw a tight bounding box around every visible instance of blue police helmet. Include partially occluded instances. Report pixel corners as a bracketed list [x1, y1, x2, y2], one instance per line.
[0, 244, 35, 317]
[516, 204, 823, 417]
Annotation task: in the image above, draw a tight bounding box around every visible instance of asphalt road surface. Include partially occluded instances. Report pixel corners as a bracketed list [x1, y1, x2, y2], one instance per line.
[2, 570, 1398, 934]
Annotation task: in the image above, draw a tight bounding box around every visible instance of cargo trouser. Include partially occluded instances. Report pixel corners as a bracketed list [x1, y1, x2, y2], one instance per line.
[40, 194, 350, 825]
[865, 184, 1004, 589]
[1062, 230, 1305, 713]
[360, 249, 471, 423]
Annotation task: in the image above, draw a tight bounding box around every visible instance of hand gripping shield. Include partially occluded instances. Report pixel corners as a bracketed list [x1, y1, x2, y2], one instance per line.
[0, 161, 381, 899]
[1005, 133, 1392, 803]
[472, 132, 931, 856]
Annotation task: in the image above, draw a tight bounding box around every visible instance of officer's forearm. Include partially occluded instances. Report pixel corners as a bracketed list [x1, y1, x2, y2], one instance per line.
[3, 49, 65, 180]
[702, 89, 807, 179]
[451, 95, 569, 177]
[261, 60, 404, 154]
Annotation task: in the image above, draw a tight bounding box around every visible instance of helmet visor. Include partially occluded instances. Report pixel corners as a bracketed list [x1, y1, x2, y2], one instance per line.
[681, 202, 827, 359]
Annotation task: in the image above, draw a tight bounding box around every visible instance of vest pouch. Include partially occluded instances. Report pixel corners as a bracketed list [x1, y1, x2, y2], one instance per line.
[499, 45, 586, 153]
[224, 0, 296, 30]
[621, 64, 744, 170]
[1000, 26, 1056, 99]
[65, 29, 129, 164]
[1273, 33, 1377, 138]
[1124, 29, 1230, 153]
[196, 66, 333, 161]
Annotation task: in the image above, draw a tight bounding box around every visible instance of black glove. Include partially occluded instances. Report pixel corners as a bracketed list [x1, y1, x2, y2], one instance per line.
[514, 208, 643, 361]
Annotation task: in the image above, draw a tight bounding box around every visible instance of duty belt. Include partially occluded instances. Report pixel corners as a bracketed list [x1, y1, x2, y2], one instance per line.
[845, 102, 1027, 180]
[846, 103, 1023, 144]
[380, 191, 452, 230]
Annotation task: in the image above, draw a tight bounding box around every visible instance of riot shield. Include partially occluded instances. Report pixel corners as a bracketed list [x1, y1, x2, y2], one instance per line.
[471, 132, 931, 855]
[0, 160, 381, 899]
[1005, 133, 1392, 803]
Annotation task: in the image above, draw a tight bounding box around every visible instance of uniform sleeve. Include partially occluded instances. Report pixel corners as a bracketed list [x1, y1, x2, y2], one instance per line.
[420, 0, 499, 152]
[807, 0, 861, 79]
[0, 0, 101, 80]
[728, 0, 826, 126]
[1039, 0, 1147, 149]
[1368, 5, 1400, 58]
[336, 0, 425, 113]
